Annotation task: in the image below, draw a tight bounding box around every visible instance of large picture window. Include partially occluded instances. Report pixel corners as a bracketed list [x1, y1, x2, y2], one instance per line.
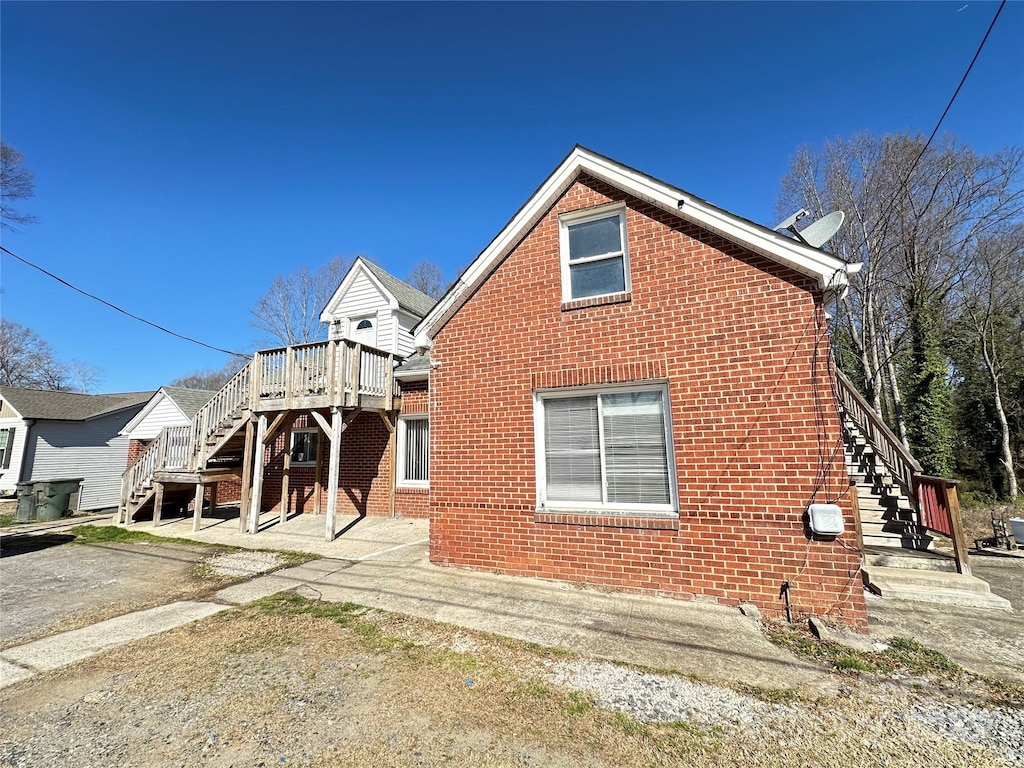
[535, 385, 674, 514]
[560, 205, 629, 301]
[398, 416, 429, 487]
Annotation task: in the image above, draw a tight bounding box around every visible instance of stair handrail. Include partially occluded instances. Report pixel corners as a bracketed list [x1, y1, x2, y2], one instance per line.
[914, 475, 971, 576]
[835, 368, 921, 494]
[190, 361, 253, 463]
[122, 432, 162, 504]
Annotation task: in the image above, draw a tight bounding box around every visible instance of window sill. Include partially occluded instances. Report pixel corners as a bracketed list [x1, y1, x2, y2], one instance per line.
[561, 291, 631, 312]
[397, 482, 429, 491]
[535, 510, 679, 530]
[290, 462, 317, 468]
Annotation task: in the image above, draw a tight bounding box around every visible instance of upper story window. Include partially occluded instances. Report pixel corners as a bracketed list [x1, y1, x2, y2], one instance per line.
[559, 204, 629, 302]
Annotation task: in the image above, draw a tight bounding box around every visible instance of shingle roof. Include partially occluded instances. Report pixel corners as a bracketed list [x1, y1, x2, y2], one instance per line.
[361, 259, 437, 318]
[0, 387, 154, 421]
[395, 350, 430, 377]
[161, 387, 217, 419]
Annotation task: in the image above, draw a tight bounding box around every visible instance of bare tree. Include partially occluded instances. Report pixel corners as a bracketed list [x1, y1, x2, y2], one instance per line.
[0, 142, 38, 230]
[0, 319, 100, 392]
[250, 255, 353, 347]
[777, 133, 1024, 475]
[170, 356, 250, 391]
[955, 227, 1024, 499]
[406, 259, 448, 300]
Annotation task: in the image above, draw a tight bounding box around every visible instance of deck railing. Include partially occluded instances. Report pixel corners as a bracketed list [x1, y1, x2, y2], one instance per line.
[121, 339, 398, 516]
[915, 475, 971, 576]
[836, 369, 971, 575]
[835, 369, 921, 494]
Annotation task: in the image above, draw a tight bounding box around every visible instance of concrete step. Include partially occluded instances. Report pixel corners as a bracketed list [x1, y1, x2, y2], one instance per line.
[863, 566, 1012, 611]
[865, 549, 956, 572]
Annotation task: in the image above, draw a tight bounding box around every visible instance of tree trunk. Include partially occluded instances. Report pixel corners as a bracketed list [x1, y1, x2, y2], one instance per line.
[981, 326, 1019, 500]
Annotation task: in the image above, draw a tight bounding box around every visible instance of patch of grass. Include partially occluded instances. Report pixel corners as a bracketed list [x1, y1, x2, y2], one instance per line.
[254, 592, 365, 624]
[735, 683, 799, 705]
[564, 690, 594, 715]
[0, 514, 17, 527]
[70, 524, 231, 548]
[834, 655, 875, 672]
[883, 636, 959, 676]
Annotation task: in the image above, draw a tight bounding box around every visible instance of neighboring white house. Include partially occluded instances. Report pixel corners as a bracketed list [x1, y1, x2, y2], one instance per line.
[319, 257, 436, 358]
[0, 387, 152, 510]
[120, 386, 217, 443]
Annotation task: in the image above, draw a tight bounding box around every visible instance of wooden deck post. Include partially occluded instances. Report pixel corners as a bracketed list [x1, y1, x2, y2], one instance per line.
[152, 482, 165, 528]
[249, 413, 268, 535]
[280, 414, 295, 525]
[193, 482, 205, 532]
[313, 419, 324, 515]
[946, 480, 972, 577]
[380, 411, 397, 518]
[238, 417, 255, 534]
[325, 406, 342, 541]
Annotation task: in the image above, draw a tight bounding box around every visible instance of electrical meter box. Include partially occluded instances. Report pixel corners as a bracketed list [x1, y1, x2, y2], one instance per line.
[808, 503, 845, 536]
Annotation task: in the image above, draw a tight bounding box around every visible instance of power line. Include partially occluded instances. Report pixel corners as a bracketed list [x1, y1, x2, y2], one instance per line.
[888, 0, 1008, 210]
[1, 245, 248, 357]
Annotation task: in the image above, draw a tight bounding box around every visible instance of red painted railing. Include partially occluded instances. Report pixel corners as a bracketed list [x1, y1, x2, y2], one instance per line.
[912, 475, 971, 576]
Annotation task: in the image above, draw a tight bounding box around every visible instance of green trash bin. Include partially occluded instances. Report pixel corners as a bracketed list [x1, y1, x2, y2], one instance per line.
[15, 482, 38, 522]
[35, 478, 83, 521]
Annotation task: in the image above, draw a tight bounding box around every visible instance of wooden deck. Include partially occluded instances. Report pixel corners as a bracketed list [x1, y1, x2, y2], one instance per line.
[120, 339, 402, 539]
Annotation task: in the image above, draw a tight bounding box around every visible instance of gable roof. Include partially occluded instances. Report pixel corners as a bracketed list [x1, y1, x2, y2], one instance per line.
[119, 386, 217, 436]
[0, 387, 153, 421]
[161, 387, 216, 419]
[415, 145, 861, 345]
[320, 257, 437, 322]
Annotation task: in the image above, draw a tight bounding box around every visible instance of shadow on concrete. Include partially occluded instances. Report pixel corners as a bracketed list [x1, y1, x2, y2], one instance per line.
[0, 533, 76, 558]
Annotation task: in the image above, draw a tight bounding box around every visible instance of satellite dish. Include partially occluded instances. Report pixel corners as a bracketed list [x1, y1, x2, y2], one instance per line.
[794, 210, 845, 248]
[774, 209, 809, 232]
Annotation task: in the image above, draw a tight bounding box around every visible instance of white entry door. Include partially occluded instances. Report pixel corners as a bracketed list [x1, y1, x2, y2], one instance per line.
[351, 315, 377, 348]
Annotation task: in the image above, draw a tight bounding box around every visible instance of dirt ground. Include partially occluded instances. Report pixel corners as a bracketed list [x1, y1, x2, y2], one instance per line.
[1, 595, 1020, 768]
[0, 534, 223, 648]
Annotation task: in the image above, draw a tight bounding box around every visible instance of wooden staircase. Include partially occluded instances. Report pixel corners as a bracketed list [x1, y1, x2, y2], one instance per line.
[119, 339, 400, 526]
[835, 370, 1011, 611]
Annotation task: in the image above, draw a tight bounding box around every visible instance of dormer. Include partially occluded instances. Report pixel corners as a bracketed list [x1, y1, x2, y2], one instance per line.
[319, 257, 436, 358]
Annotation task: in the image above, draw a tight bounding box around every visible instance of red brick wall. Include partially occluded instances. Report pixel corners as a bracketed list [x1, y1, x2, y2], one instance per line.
[261, 410, 393, 518]
[429, 174, 866, 628]
[127, 439, 147, 468]
[395, 379, 430, 519]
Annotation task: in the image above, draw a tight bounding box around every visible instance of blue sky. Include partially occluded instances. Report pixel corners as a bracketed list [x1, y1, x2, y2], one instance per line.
[2, 1, 1022, 393]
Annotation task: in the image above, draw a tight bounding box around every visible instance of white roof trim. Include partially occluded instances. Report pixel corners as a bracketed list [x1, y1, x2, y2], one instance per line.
[416, 146, 860, 341]
[119, 389, 187, 436]
[319, 257, 398, 322]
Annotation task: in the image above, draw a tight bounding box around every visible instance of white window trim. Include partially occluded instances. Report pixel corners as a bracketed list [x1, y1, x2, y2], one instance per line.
[533, 382, 677, 516]
[290, 428, 319, 467]
[397, 415, 429, 488]
[558, 203, 631, 303]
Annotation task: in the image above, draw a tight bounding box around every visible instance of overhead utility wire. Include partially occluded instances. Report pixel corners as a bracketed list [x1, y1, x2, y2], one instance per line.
[899, 0, 1006, 191]
[1, 245, 247, 357]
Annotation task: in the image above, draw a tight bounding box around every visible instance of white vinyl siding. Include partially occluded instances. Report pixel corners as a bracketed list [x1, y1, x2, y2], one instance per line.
[395, 312, 419, 358]
[24, 408, 142, 511]
[122, 394, 189, 440]
[398, 416, 428, 487]
[0, 417, 27, 494]
[535, 384, 674, 515]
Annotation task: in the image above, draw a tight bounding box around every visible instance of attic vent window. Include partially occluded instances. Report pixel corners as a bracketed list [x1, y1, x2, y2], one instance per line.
[356, 320, 373, 330]
[560, 204, 629, 302]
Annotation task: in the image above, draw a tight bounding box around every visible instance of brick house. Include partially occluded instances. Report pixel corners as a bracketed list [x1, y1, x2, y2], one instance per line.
[413, 146, 868, 627]
[122, 147, 996, 626]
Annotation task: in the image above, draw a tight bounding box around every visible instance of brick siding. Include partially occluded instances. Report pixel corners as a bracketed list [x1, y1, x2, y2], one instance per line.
[428, 174, 867, 628]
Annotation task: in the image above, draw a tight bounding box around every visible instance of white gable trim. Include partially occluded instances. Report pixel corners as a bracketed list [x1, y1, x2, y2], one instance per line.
[415, 146, 861, 345]
[119, 389, 187, 436]
[320, 257, 399, 322]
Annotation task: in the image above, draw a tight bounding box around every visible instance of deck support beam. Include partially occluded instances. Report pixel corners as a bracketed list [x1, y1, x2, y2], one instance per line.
[249, 413, 268, 534]
[152, 482, 165, 528]
[325, 406, 342, 541]
[192, 482, 205, 532]
[280, 414, 295, 525]
[238, 417, 255, 534]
